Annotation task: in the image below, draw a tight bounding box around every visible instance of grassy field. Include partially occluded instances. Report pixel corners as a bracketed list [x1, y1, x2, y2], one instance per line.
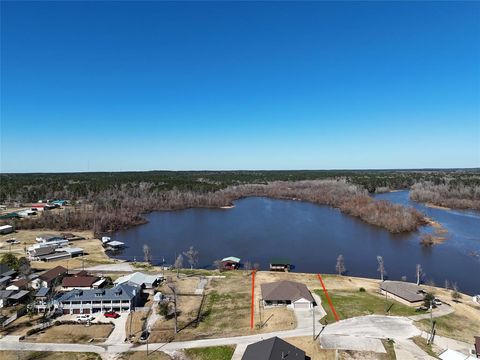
[417, 312, 479, 343]
[314, 288, 421, 324]
[0, 351, 101, 360]
[29, 324, 113, 343]
[126, 311, 147, 342]
[184, 345, 235, 360]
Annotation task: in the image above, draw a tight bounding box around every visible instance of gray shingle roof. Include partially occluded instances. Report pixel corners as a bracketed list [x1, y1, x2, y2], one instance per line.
[9, 290, 29, 300]
[261, 280, 314, 303]
[58, 283, 137, 303]
[242, 337, 306, 360]
[380, 281, 424, 303]
[35, 287, 50, 297]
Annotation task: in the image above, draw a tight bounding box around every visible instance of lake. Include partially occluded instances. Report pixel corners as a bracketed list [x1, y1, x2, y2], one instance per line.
[110, 190, 480, 295]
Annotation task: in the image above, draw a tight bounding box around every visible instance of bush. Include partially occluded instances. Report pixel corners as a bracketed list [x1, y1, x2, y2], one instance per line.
[54, 321, 61, 326]
[359, 287, 366, 292]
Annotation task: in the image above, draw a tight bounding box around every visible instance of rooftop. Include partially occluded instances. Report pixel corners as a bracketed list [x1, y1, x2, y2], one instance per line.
[62, 275, 99, 288]
[242, 337, 306, 360]
[380, 281, 425, 303]
[58, 283, 137, 302]
[261, 280, 314, 303]
[39, 266, 68, 282]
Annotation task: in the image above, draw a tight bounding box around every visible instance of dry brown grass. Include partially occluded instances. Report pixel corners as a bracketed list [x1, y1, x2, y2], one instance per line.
[29, 324, 113, 343]
[126, 311, 147, 341]
[0, 314, 44, 336]
[149, 271, 296, 342]
[118, 351, 172, 360]
[287, 336, 336, 360]
[414, 285, 480, 343]
[0, 351, 101, 360]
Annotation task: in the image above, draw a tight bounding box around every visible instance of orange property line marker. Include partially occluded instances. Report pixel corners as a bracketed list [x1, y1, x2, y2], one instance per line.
[317, 273, 340, 322]
[250, 270, 256, 329]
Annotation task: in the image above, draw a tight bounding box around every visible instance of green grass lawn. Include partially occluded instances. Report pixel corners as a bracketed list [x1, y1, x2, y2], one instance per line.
[411, 336, 438, 358]
[314, 288, 421, 324]
[184, 346, 236, 360]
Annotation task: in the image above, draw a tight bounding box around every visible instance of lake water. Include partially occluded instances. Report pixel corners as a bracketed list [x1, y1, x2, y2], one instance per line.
[110, 191, 480, 295]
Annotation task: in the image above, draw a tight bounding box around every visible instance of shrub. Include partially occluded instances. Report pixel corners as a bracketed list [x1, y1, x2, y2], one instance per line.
[54, 321, 61, 326]
[359, 287, 366, 292]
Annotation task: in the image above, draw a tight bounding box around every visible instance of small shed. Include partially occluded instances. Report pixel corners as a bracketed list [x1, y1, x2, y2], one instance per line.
[269, 258, 291, 272]
[221, 256, 241, 270]
[0, 225, 14, 235]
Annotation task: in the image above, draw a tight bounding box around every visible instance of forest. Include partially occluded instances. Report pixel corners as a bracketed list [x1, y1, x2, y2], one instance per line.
[1, 169, 478, 235]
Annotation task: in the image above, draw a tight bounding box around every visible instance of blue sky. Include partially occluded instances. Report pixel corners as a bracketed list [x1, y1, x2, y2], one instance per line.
[1, 1, 479, 172]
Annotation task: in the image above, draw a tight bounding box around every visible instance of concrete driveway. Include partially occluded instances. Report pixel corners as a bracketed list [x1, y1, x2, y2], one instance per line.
[103, 313, 128, 344]
[322, 315, 421, 339]
[320, 315, 421, 353]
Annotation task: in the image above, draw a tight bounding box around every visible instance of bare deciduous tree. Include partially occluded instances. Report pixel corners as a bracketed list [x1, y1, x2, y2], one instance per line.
[377, 256, 386, 281]
[444, 279, 450, 290]
[174, 254, 183, 278]
[183, 246, 199, 269]
[416, 264, 423, 285]
[243, 261, 252, 272]
[213, 259, 223, 271]
[335, 254, 346, 275]
[143, 244, 152, 264]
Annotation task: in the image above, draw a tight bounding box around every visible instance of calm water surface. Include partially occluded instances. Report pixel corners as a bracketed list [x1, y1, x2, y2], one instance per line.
[111, 191, 480, 294]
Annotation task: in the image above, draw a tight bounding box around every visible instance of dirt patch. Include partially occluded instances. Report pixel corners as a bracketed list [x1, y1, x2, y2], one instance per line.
[28, 323, 113, 343]
[0, 351, 102, 360]
[126, 311, 147, 341]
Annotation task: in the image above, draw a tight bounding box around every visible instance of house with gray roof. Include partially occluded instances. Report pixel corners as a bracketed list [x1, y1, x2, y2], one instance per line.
[261, 280, 315, 309]
[56, 283, 139, 314]
[242, 337, 307, 360]
[379, 281, 425, 306]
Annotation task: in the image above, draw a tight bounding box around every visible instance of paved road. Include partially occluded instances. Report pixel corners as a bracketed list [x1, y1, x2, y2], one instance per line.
[394, 339, 437, 360]
[320, 315, 421, 353]
[83, 263, 133, 273]
[409, 305, 454, 321]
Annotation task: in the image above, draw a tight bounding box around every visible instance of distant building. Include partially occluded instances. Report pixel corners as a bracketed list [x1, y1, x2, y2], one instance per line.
[242, 337, 307, 360]
[31, 266, 68, 289]
[57, 284, 140, 314]
[33, 287, 51, 313]
[221, 256, 241, 270]
[62, 274, 100, 291]
[379, 281, 425, 306]
[269, 258, 291, 272]
[0, 225, 14, 235]
[114, 272, 162, 293]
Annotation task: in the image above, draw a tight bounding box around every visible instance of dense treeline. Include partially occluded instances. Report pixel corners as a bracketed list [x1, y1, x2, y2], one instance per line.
[410, 181, 480, 210]
[1, 169, 478, 234]
[1, 169, 479, 203]
[10, 180, 426, 234]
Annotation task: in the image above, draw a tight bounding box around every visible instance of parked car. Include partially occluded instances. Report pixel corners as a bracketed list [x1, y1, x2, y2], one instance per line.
[416, 306, 428, 311]
[76, 314, 95, 323]
[140, 330, 150, 342]
[104, 311, 120, 319]
[434, 298, 442, 306]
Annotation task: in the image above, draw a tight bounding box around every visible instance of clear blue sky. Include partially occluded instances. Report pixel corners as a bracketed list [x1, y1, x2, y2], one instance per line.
[1, 1, 479, 172]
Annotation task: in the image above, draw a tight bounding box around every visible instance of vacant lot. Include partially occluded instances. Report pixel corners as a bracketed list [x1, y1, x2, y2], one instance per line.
[29, 324, 113, 343]
[0, 351, 101, 360]
[314, 289, 421, 324]
[1, 314, 44, 336]
[184, 345, 235, 360]
[150, 271, 295, 342]
[126, 311, 147, 342]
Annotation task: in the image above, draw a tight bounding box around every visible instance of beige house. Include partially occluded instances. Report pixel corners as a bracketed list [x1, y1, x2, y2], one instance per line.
[261, 280, 315, 309]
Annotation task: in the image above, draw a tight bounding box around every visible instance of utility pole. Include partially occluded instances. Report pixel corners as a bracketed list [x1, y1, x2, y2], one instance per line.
[312, 307, 315, 340]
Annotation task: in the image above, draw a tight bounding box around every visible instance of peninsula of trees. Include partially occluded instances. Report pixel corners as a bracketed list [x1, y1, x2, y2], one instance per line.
[0, 169, 478, 235]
